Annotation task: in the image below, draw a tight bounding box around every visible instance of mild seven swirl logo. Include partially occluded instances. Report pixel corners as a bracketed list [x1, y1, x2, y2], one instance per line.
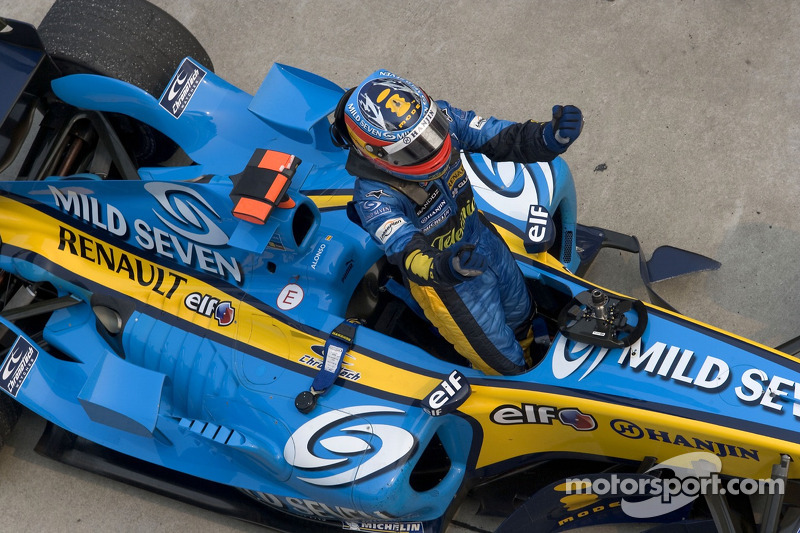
[551, 336, 610, 381]
[285, 405, 416, 487]
[144, 182, 228, 246]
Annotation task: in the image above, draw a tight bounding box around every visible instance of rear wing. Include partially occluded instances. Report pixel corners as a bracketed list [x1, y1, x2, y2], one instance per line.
[0, 18, 58, 173]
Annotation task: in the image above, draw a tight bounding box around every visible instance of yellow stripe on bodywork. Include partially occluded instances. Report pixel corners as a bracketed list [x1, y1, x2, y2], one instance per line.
[465, 384, 800, 480]
[0, 194, 440, 397]
[307, 194, 350, 209]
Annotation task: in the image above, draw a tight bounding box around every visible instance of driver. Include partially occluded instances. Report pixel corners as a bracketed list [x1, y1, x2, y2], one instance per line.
[332, 69, 582, 375]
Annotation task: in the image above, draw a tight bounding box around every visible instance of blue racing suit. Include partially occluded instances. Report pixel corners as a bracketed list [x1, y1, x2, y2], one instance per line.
[351, 101, 563, 375]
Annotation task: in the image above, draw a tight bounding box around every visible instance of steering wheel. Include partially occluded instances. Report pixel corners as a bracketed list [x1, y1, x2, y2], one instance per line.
[557, 289, 648, 348]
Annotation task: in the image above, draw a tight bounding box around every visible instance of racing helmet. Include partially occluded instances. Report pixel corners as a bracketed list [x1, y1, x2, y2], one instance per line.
[332, 70, 452, 180]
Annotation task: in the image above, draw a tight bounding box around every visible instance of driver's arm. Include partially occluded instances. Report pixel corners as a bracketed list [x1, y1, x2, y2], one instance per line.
[437, 100, 581, 163]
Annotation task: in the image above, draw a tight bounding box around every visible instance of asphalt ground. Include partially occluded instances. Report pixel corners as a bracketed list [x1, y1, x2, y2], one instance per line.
[0, 1, 799, 532]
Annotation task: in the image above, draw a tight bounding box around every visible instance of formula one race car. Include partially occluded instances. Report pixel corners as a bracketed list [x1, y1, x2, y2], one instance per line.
[2, 1, 800, 532]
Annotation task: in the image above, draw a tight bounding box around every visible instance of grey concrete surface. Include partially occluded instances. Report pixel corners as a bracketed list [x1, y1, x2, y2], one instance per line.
[0, 0, 799, 531]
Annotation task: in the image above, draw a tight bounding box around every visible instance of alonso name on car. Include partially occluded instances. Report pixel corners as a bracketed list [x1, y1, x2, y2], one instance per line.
[491, 403, 597, 431]
[310, 243, 326, 270]
[310, 235, 333, 270]
[610, 419, 760, 460]
[57, 226, 188, 299]
[284, 405, 416, 487]
[50, 184, 243, 283]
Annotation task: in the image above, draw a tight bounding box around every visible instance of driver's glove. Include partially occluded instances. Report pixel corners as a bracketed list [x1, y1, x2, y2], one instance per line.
[436, 242, 487, 283]
[402, 236, 487, 286]
[543, 105, 583, 153]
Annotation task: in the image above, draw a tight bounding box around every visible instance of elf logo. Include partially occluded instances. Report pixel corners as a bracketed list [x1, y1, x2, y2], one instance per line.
[527, 205, 549, 242]
[422, 370, 471, 417]
[184, 292, 235, 326]
[491, 403, 597, 431]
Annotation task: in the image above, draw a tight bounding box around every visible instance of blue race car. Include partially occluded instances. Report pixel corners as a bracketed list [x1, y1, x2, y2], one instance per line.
[2, 1, 800, 532]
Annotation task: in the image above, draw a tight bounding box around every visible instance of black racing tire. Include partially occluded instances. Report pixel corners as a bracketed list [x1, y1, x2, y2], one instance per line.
[0, 393, 22, 449]
[37, 0, 214, 98]
[37, 0, 214, 166]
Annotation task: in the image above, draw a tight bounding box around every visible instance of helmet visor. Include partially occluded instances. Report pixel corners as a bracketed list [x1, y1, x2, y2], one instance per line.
[379, 102, 450, 167]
